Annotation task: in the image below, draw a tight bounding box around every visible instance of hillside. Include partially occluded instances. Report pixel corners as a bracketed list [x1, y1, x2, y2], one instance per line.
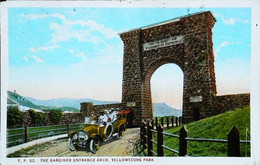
[7, 91, 41, 110]
[153, 102, 182, 117]
[26, 97, 118, 109]
[162, 106, 250, 157]
[27, 97, 182, 117]
[38, 105, 80, 113]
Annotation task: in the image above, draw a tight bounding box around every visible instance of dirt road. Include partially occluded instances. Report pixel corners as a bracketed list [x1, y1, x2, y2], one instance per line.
[19, 128, 140, 157]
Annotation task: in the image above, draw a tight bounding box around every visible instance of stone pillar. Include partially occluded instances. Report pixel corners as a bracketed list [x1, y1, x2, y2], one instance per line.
[181, 12, 216, 123]
[120, 30, 144, 126]
[80, 102, 93, 122]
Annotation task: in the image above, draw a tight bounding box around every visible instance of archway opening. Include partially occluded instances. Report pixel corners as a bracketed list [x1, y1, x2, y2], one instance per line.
[193, 107, 200, 121]
[151, 64, 183, 117]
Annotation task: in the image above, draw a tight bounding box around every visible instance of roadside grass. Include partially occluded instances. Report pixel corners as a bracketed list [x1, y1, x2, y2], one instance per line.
[7, 138, 67, 158]
[8, 145, 40, 157]
[152, 107, 250, 157]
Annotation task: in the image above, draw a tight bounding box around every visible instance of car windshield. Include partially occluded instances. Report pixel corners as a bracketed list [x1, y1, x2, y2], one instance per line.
[84, 117, 90, 124]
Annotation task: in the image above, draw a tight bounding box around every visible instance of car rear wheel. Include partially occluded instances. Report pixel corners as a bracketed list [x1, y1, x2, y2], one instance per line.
[68, 137, 77, 151]
[117, 124, 125, 139]
[90, 137, 100, 154]
[104, 122, 113, 139]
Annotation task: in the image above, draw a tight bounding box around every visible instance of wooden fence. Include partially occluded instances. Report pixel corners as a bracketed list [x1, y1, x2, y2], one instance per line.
[7, 123, 83, 147]
[140, 120, 250, 157]
[153, 116, 183, 129]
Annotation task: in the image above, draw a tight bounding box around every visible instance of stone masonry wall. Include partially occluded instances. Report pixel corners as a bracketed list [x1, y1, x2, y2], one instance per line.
[21, 111, 82, 127]
[60, 113, 82, 125]
[213, 93, 250, 115]
[80, 102, 124, 119]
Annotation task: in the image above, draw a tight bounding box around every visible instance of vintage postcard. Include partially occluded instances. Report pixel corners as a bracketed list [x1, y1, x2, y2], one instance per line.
[1, 0, 260, 165]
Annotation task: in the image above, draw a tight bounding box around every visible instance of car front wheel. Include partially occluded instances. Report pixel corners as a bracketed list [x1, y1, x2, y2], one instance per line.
[68, 137, 77, 151]
[90, 137, 100, 154]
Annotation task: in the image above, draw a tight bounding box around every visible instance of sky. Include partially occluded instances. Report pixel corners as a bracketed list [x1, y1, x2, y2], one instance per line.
[8, 7, 251, 109]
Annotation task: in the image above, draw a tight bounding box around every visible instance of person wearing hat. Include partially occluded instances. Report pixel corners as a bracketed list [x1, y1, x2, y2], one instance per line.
[89, 111, 97, 123]
[98, 110, 108, 125]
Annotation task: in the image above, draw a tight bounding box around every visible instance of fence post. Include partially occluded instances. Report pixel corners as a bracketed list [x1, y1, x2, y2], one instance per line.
[143, 122, 147, 150]
[140, 121, 143, 148]
[157, 124, 164, 156]
[155, 117, 158, 128]
[24, 126, 29, 143]
[171, 116, 174, 128]
[166, 117, 169, 129]
[147, 122, 153, 156]
[179, 117, 182, 125]
[67, 124, 70, 133]
[179, 126, 188, 156]
[161, 117, 164, 127]
[228, 126, 241, 157]
[151, 119, 154, 129]
[140, 121, 145, 150]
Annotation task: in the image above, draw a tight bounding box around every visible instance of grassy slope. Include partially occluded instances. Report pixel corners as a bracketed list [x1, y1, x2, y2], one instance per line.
[161, 106, 250, 157]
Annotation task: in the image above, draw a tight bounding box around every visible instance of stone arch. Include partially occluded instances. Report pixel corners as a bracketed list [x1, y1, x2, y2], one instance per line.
[120, 11, 216, 126]
[143, 58, 185, 116]
[144, 57, 185, 81]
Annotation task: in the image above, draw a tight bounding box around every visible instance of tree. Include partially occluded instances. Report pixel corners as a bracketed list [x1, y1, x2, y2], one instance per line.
[49, 110, 63, 124]
[7, 107, 23, 128]
[29, 109, 47, 126]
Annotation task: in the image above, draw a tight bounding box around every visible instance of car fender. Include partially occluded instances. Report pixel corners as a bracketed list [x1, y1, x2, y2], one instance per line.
[90, 134, 102, 140]
[68, 131, 77, 138]
[119, 124, 126, 131]
[89, 133, 100, 139]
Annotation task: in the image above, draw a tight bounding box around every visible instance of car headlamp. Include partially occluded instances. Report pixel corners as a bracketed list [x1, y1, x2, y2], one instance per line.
[72, 134, 78, 140]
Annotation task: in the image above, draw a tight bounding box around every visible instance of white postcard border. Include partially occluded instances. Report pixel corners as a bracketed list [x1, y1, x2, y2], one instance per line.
[1, 1, 260, 165]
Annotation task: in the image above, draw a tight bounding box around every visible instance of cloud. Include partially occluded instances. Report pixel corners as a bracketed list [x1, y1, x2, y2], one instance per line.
[32, 55, 43, 63]
[23, 57, 29, 62]
[29, 47, 36, 53]
[21, 13, 49, 20]
[215, 14, 250, 25]
[69, 49, 74, 54]
[223, 18, 236, 25]
[68, 49, 88, 61]
[75, 52, 87, 59]
[215, 41, 241, 57]
[93, 43, 123, 64]
[216, 41, 231, 53]
[22, 13, 118, 44]
[223, 18, 249, 25]
[22, 13, 66, 21]
[30, 45, 60, 53]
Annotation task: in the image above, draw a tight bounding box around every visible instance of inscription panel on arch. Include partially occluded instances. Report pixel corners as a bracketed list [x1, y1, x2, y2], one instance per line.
[190, 96, 203, 102]
[143, 35, 184, 51]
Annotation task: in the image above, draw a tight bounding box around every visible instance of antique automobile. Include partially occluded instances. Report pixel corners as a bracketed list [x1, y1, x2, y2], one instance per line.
[68, 109, 129, 154]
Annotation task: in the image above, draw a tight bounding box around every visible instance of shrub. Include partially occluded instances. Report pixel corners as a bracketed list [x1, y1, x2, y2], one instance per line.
[7, 107, 23, 128]
[29, 109, 47, 126]
[49, 110, 63, 124]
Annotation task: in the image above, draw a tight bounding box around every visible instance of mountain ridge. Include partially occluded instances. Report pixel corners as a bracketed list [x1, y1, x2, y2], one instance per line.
[26, 97, 182, 117]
